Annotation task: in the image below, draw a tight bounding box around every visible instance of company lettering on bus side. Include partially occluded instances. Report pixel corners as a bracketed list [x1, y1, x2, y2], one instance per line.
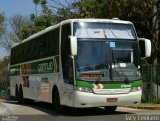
[38, 62, 53, 73]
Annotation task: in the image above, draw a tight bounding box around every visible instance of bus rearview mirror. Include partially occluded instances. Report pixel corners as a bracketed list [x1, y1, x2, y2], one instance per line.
[138, 38, 151, 58]
[69, 36, 77, 56]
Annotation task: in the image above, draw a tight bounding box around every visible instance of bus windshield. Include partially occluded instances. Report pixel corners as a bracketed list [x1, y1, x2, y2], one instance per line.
[74, 22, 140, 83]
[75, 39, 140, 82]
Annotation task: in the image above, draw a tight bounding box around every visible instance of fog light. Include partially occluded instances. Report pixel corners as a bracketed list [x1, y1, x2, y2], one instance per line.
[75, 86, 93, 93]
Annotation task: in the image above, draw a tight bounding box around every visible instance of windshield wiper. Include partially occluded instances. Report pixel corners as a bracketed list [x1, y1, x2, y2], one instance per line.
[112, 50, 129, 84]
[103, 29, 114, 81]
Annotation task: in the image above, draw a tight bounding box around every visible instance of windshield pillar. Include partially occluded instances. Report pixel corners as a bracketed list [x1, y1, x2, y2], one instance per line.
[106, 42, 113, 81]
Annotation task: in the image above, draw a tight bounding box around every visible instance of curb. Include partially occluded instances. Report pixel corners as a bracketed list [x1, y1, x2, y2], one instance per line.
[122, 105, 160, 110]
[0, 99, 6, 102]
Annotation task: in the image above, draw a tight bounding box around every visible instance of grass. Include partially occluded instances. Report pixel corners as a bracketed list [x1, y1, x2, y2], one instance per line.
[0, 90, 10, 100]
[141, 96, 160, 104]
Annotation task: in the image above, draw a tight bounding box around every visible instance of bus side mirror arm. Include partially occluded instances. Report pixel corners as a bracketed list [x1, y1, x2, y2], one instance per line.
[69, 36, 77, 56]
[69, 36, 77, 86]
[138, 38, 151, 58]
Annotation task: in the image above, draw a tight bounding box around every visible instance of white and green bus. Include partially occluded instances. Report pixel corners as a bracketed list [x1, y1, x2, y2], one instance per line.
[9, 19, 151, 112]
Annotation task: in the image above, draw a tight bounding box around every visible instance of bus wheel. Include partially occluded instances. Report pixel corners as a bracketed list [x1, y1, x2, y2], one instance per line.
[18, 85, 24, 104]
[104, 106, 117, 112]
[53, 89, 62, 113]
[15, 85, 19, 101]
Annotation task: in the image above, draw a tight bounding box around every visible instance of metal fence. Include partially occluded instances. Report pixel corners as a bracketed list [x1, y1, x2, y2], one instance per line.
[141, 65, 160, 103]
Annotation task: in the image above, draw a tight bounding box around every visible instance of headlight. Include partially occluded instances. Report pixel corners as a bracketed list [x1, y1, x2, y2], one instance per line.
[75, 86, 93, 93]
[129, 86, 142, 92]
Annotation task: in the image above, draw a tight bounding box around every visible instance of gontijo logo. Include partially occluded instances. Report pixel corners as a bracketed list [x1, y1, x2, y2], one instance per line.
[38, 62, 53, 73]
[38, 58, 58, 73]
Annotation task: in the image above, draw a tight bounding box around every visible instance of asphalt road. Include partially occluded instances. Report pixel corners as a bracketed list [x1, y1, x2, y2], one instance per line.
[0, 100, 160, 121]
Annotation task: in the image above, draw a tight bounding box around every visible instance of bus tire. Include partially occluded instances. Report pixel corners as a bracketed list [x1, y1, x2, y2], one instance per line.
[18, 85, 24, 104]
[15, 85, 19, 101]
[53, 88, 62, 113]
[104, 106, 117, 112]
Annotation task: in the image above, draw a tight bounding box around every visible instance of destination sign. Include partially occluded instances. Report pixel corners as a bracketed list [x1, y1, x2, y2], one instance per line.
[81, 73, 104, 78]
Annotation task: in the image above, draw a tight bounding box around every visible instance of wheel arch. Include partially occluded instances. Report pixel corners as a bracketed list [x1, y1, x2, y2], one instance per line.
[15, 84, 19, 100]
[52, 85, 62, 104]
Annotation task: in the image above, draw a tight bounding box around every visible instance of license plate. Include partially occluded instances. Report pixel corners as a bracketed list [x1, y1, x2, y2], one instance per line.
[107, 98, 118, 102]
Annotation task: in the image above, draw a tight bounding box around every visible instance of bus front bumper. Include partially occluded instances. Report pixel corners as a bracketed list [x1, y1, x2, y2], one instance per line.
[73, 90, 142, 108]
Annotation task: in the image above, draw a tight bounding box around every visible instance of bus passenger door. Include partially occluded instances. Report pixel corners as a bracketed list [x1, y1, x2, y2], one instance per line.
[62, 59, 74, 107]
[61, 23, 74, 107]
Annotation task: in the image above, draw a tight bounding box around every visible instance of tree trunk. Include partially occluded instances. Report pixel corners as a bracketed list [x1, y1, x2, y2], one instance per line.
[151, 1, 159, 101]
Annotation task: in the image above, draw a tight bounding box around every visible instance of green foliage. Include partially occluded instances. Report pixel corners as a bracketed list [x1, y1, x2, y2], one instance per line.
[20, 24, 34, 40]
[33, 0, 40, 5]
[33, 15, 53, 27]
[141, 58, 151, 66]
[141, 96, 150, 103]
[0, 57, 9, 88]
[72, 0, 155, 38]
[21, 0, 159, 47]
[0, 90, 9, 99]
[142, 96, 160, 104]
[20, 14, 55, 39]
[49, 0, 158, 41]
[19, 0, 54, 39]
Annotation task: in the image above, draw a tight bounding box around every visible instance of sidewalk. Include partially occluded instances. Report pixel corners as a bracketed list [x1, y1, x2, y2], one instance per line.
[0, 99, 6, 105]
[122, 103, 160, 110]
[0, 99, 6, 102]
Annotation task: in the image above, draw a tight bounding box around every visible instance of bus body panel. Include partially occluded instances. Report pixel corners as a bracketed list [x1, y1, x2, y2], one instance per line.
[73, 90, 142, 108]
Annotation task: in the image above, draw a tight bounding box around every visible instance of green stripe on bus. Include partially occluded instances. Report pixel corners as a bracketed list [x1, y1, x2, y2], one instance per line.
[10, 57, 59, 75]
[76, 81, 94, 88]
[10, 65, 20, 75]
[31, 57, 59, 74]
[76, 80, 142, 89]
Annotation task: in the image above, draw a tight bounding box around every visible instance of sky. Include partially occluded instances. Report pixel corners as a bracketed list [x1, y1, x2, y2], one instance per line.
[0, 0, 38, 58]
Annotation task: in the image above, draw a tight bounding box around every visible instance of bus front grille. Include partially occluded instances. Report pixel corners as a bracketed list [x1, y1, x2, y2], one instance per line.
[93, 88, 130, 95]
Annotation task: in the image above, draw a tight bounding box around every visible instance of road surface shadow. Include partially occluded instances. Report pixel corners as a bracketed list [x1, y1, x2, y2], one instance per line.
[4, 99, 133, 116]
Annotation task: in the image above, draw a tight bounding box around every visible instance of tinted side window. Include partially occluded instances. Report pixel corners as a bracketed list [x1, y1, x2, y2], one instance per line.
[10, 27, 60, 65]
[48, 28, 59, 56]
[33, 28, 59, 59]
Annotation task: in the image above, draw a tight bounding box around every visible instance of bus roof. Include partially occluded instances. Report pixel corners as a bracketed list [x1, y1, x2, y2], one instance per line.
[11, 18, 133, 48]
[63, 18, 133, 25]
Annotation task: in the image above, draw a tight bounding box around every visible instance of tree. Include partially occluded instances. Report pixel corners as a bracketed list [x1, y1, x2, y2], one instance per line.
[0, 15, 32, 52]
[0, 31, 15, 52]
[20, 0, 55, 39]
[20, 14, 55, 39]
[0, 57, 9, 89]
[8, 15, 31, 42]
[0, 13, 5, 40]
[48, 0, 159, 60]
[33, 0, 40, 16]
[45, 0, 159, 67]
[0, 13, 5, 37]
